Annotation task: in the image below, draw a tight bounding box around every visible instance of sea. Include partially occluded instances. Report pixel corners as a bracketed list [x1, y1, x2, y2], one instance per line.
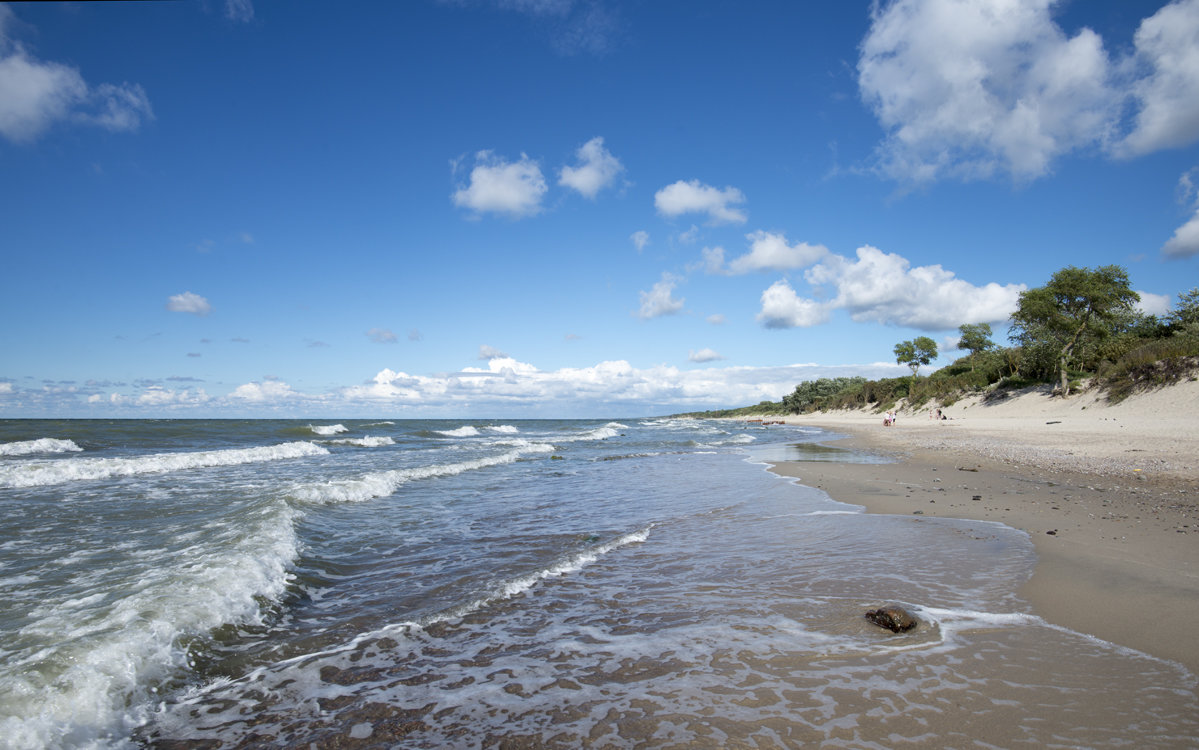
[0, 418, 1195, 749]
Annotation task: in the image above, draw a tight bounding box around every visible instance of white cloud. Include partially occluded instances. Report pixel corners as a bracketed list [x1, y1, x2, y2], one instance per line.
[225, 0, 255, 23]
[858, 0, 1199, 184]
[803, 245, 1026, 330]
[756, 245, 1024, 331]
[858, 0, 1116, 183]
[654, 180, 747, 224]
[726, 231, 828, 274]
[166, 292, 212, 316]
[0, 7, 152, 143]
[479, 344, 510, 360]
[1163, 208, 1199, 258]
[559, 136, 624, 198]
[695, 246, 725, 274]
[134, 386, 210, 407]
[367, 327, 398, 343]
[340, 358, 910, 416]
[1135, 290, 1173, 317]
[707, 314, 726, 325]
[1, 357, 916, 417]
[1118, 0, 1199, 157]
[452, 151, 547, 218]
[637, 273, 685, 319]
[496, 0, 619, 56]
[688, 348, 724, 363]
[631, 230, 650, 251]
[757, 280, 832, 328]
[229, 379, 296, 402]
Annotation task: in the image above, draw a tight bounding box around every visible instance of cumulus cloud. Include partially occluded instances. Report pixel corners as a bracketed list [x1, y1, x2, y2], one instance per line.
[630, 230, 650, 251]
[478, 344, 510, 360]
[757, 280, 832, 328]
[166, 292, 212, 316]
[229, 379, 296, 402]
[1119, 0, 1199, 157]
[367, 327, 398, 344]
[452, 151, 547, 218]
[1, 356, 917, 417]
[756, 246, 1024, 331]
[726, 231, 829, 274]
[654, 180, 747, 224]
[339, 357, 910, 417]
[858, 0, 1199, 184]
[1135, 290, 1173, 317]
[1163, 208, 1199, 258]
[806, 245, 1025, 330]
[0, 6, 152, 143]
[637, 273, 685, 319]
[559, 136, 624, 198]
[688, 348, 724, 363]
[1164, 167, 1199, 258]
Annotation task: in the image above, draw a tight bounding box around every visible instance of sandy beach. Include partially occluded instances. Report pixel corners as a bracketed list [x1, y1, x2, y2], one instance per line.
[760, 379, 1199, 675]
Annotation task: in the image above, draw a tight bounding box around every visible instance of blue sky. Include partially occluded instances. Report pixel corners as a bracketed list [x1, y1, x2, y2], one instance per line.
[2, 0, 1198, 418]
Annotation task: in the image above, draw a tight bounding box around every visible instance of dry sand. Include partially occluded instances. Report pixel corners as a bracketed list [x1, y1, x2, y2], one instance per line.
[758, 378, 1199, 674]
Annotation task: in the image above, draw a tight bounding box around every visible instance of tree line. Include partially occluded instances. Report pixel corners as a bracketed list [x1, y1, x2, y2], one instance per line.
[791, 265, 1198, 414]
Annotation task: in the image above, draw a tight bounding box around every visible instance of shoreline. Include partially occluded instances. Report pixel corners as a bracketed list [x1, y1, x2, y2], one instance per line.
[752, 382, 1199, 675]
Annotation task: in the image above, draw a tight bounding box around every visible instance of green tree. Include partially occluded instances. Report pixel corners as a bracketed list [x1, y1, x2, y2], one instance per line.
[894, 336, 938, 378]
[956, 323, 994, 371]
[1008, 265, 1140, 396]
[1167, 287, 1199, 330]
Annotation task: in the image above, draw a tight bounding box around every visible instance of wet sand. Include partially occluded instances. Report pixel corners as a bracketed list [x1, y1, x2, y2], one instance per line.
[759, 380, 1199, 675]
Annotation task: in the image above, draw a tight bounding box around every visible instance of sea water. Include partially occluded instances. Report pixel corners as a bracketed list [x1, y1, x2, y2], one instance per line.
[0, 419, 1194, 749]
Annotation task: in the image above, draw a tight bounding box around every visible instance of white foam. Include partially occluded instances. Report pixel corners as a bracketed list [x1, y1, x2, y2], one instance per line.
[327, 436, 395, 447]
[290, 442, 556, 504]
[308, 424, 348, 436]
[0, 441, 329, 489]
[496, 526, 652, 600]
[555, 422, 626, 443]
[437, 426, 480, 438]
[0, 438, 83, 456]
[486, 425, 519, 434]
[0, 501, 302, 750]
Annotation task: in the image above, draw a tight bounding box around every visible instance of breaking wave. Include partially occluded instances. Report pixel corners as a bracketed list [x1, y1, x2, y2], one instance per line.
[290, 442, 556, 504]
[0, 438, 83, 456]
[0, 442, 329, 489]
[308, 424, 348, 436]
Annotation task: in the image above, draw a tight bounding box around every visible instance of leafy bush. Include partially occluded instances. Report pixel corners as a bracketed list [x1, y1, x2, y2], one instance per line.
[1101, 333, 1199, 402]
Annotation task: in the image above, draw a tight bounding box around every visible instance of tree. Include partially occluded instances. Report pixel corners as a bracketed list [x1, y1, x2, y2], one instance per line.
[894, 336, 938, 378]
[957, 323, 994, 371]
[1167, 287, 1199, 330]
[1008, 265, 1139, 396]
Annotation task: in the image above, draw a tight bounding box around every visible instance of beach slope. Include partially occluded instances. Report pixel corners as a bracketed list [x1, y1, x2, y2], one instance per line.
[763, 380, 1199, 674]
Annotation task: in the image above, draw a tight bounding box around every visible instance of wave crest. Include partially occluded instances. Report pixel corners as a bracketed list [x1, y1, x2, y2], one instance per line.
[0, 438, 83, 456]
[0, 442, 329, 488]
